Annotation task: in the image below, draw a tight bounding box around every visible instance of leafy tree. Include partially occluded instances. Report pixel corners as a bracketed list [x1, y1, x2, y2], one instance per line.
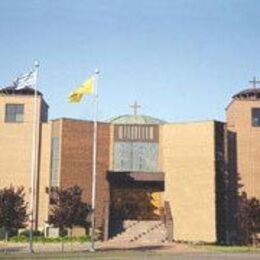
[48, 185, 91, 236]
[236, 191, 260, 245]
[0, 186, 28, 239]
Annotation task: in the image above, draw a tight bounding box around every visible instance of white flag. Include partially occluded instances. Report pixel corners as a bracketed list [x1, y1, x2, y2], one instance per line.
[13, 70, 37, 90]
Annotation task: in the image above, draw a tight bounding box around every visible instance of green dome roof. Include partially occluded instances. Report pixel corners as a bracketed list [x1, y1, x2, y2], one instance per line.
[109, 114, 166, 125]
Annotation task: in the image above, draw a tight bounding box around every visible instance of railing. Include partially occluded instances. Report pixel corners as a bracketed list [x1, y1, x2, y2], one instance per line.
[102, 201, 110, 241]
[162, 201, 173, 242]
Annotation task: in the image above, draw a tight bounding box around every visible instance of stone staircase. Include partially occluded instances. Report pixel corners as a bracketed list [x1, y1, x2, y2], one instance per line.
[108, 220, 167, 244]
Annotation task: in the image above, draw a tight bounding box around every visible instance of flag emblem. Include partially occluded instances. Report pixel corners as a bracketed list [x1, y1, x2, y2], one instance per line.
[68, 76, 94, 103]
[13, 70, 37, 90]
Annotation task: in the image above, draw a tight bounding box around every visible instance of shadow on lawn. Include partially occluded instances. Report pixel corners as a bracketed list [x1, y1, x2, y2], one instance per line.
[98, 244, 169, 252]
[0, 246, 27, 253]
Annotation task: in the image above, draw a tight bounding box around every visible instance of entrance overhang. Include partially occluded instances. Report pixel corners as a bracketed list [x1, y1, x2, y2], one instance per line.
[107, 171, 164, 190]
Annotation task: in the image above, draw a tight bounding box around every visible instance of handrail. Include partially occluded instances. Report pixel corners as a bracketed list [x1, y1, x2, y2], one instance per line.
[164, 201, 173, 242]
[102, 201, 110, 241]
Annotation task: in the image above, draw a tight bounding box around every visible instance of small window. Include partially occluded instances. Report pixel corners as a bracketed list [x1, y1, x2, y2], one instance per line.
[50, 137, 60, 187]
[118, 126, 123, 139]
[41, 105, 48, 122]
[149, 127, 154, 140]
[145, 127, 149, 139]
[5, 104, 24, 122]
[127, 126, 131, 139]
[137, 126, 141, 139]
[252, 108, 260, 127]
[133, 126, 138, 139]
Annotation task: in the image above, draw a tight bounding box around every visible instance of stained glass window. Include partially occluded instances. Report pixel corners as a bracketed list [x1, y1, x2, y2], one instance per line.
[113, 142, 159, 172]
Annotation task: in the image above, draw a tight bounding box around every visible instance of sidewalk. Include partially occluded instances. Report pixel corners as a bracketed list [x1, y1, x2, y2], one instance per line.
[0, 241, 190, 254]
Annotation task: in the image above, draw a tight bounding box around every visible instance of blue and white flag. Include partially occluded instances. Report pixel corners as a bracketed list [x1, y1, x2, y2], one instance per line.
[13, 70, 37, 90]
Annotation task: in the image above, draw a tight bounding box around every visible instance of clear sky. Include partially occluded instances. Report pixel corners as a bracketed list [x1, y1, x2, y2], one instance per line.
[1, 0, 260, 122]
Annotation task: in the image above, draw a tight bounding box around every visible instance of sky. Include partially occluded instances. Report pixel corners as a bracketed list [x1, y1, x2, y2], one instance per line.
[1, 0, 260, 122]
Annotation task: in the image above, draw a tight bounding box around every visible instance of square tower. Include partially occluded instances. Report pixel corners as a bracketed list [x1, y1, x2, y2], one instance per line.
[0, 87, 50, 229]
[226, 87, 260, 198]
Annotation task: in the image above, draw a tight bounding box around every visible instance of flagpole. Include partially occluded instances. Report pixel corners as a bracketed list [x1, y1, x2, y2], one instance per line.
[90, 69, 100, 252]
[29, 61, 39, 254]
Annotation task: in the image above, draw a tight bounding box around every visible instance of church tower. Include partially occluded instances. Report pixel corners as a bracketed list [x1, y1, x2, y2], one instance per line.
[0, 86, 51, 229]
[226, 78, 260, 198]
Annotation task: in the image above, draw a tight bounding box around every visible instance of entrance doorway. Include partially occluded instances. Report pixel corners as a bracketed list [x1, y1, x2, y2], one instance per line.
[110, 188, 162, 220]
[107, 171, 165, 238]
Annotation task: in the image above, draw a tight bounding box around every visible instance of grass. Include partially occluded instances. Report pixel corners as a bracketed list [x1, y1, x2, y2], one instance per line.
[192, 244, 260, 253]
[0, 248, 260, 260]
[0, 250, 158, 260]
[0, 242, 259, 259]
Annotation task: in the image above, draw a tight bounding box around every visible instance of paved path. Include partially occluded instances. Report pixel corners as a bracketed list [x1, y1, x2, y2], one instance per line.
[0, 241, 259, 259]
[0, 241, 190, 253]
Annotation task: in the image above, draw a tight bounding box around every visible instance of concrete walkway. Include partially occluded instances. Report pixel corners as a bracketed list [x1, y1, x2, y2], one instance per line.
[0, 241, 189, 254]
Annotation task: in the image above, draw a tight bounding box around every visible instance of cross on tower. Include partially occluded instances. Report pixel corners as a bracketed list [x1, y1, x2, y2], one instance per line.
[249, 76, 260, 88]
[130, 101, 141, 116]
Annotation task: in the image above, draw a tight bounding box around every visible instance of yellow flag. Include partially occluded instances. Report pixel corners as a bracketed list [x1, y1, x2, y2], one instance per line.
[68, 76, 94, 103]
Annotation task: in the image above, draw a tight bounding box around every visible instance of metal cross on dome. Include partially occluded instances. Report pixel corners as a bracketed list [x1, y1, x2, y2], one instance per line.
[130, 101, 141, 116]
[249, 76, 260, 88]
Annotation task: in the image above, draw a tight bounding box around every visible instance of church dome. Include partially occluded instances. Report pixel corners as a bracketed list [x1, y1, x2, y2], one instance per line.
[232, 88, 260, 100]
[233, 77, 260, 100]
[109, 114, 166, 125]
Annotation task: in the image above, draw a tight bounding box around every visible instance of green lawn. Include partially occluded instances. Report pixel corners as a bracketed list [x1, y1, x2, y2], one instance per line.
[0, 250, 158, 260]
[0, 244, 259, 259]
[192, 244, 260, 253]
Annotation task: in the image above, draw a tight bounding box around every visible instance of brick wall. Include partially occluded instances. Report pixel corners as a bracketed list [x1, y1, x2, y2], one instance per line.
[58, 119, 110, 229]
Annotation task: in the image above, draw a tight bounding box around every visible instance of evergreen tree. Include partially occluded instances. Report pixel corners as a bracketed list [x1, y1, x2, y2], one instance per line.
[236, 191, 260, 245]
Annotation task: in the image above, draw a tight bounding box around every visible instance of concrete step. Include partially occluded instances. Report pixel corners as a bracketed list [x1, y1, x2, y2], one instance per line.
[109, 220, 168, 244]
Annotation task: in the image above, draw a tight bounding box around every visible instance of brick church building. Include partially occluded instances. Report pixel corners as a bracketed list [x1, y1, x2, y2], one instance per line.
[0, 81, 259, 243]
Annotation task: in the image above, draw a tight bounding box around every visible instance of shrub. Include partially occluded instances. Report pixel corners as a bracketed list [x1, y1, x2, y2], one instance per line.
[9, 235, 91, 243]
[19, 229, 43, 238]
[0, 227, 5, 240]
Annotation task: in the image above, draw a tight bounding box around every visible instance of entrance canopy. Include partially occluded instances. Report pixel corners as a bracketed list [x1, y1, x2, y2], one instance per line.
[107, 171, 164, 190]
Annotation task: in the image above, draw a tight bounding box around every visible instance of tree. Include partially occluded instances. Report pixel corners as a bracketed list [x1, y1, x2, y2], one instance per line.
[0, 186, 28, 239]
[236, 191, 260, 245]
[48, 185, 91, 236]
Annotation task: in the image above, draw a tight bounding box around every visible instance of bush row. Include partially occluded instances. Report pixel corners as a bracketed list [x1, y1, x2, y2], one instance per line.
[9, 235, 90, 243]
